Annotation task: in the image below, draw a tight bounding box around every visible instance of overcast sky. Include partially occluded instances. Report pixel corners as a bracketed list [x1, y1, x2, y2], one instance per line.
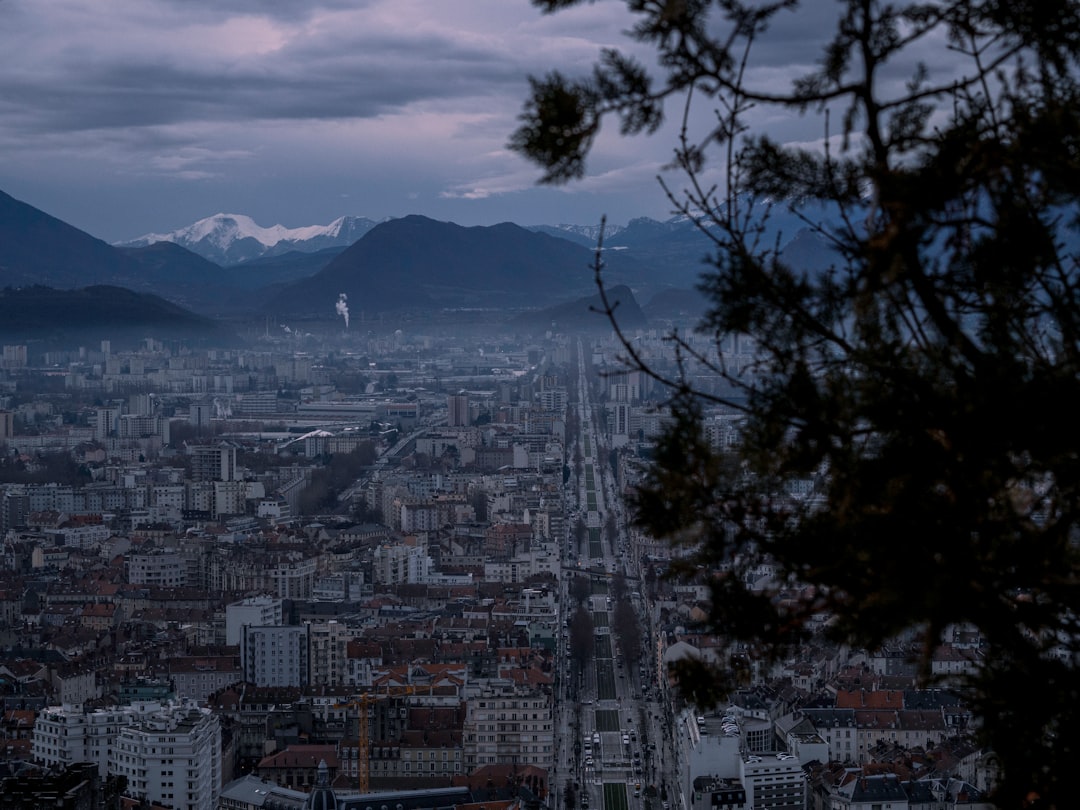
[0, 0, 959, 243]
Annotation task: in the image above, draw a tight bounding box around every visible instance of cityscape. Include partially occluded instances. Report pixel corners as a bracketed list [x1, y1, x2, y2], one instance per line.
[0, 279, 993, 809]
[1, 0, 1076, 808]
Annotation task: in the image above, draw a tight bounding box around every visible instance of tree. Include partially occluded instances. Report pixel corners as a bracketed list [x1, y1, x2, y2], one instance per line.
[604, 511, 618, 553]
[569, 603, 596, 667]
[571, 573, 592, 606]
[573, 516, 587, 548]
[514, 1, 1080, 806]
[613, 599, 643, 663]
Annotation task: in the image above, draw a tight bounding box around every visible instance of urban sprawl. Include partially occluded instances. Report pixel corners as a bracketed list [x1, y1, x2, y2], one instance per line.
[0, 328, 992, 809]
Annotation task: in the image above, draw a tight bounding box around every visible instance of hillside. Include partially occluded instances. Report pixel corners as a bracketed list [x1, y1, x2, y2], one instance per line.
[0, 286, 240, 348]
[265, 215, 654, 318]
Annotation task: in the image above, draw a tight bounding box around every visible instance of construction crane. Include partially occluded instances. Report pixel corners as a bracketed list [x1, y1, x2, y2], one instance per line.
[335, 683, 438, 793]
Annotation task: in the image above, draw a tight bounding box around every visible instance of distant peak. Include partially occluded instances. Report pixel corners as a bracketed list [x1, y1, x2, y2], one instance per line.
[115, 213, 381, 263]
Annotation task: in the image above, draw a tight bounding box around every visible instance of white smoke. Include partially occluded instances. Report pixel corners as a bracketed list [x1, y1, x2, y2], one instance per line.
[335, 293, 350, 329]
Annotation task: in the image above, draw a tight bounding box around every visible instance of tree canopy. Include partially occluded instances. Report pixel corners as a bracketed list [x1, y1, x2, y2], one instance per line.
[513, 1, 1080, 807]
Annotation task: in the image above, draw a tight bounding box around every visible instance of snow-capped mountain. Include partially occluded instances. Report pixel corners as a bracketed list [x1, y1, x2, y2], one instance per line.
[527, 221, 626, 247]
[117, 213, 381, 265]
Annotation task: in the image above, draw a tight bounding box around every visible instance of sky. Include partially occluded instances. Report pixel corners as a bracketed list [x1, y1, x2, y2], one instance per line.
[0, 0, 959, 244]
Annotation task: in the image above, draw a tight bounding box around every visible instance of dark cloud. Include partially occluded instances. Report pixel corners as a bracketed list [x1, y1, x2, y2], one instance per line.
[0, 0, 982, 243]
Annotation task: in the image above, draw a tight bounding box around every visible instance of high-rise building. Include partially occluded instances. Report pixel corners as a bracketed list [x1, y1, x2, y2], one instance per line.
[309, 620, 350, 686]
[241, 624, 311, 687]
[189, 442, 239, 482]
[447, 393, 470, 427]
[93, 406, 122, 440]
[1, 345, 27, 369]
[189, 403, 214, 430]
[225, 595, 284, 645]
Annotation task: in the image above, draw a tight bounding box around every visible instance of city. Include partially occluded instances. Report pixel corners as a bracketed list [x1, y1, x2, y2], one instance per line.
[1, 0, 1077, 807]
[0, 324, 994, 809]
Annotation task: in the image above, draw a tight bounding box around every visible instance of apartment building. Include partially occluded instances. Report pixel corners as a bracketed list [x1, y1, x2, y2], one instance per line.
[110, 703, 221, 810]
[462, 680, 553, 772]
[226, 595, 284, 645]
[241, 624, 311, 687]
[33, 700, 221, 810]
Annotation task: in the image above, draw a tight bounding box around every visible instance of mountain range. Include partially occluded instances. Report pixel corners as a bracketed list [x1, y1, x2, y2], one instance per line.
[117, 213, 382, 265]
[0, 187, 848, 338]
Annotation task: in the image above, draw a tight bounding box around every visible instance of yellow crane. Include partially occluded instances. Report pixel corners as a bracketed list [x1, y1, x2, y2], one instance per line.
[336, 683, 437, 793]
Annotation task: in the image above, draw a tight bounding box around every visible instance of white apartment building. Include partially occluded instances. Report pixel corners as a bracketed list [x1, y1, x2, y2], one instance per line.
[400, 501, 440, 533]
[127, 548, 186, 587]
[33, 701, 222, 810]
[33, 703, 132, 777]
[371, 540, 430, 586]
[213, 480, 247, 517]
[739, 752, 805, 810]
[674, 711, 804, 810]
[269, 555, 317, 599]
[111, 704, 221, 810]
[225, 595, 284, 645]
[241, 624, 310, 687]
[462, 680, 554, 772]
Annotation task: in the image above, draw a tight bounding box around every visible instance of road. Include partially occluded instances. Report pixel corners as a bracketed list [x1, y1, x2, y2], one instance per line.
[553, 339, 676, 810]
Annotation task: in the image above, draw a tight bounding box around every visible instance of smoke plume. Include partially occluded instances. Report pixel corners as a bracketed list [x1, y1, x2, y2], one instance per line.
[335, 293, 350, 329]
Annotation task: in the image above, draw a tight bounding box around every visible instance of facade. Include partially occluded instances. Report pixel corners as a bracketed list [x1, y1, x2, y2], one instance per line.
[309, 620, 350, 687]
[32, 704, 132, 777]
[226, 595, 284, 645]
[188, 443, 239, 483]
[447, 394, 470, 427]
[241, 624, 311, 687]
[110, 703, 222, 810]
[127, 548, 187, 587]
[169, 655, 243, 702]
[739, 752, 805, 810]
[462, 680, 553, 772]
[33, 700, 222, 810]
[372, 541, 430, 586]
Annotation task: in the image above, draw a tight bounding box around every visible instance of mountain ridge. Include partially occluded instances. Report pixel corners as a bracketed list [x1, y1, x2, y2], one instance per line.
[117, 213, 382, 265]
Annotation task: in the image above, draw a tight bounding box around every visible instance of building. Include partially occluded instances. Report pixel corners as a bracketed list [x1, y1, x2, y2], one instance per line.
[188, 442, 239, 482]
[110, 703, 222, 810]
[309, 621, 351, 687]
[127, 547, 187, 587]
[226, 595, 284, 645]
[241, 624, 311, 687]
[0, 410, 13, 441]
[447, 394, 470, 427]
[33, 700, 222, 810]
[739, 752, 805, 810]
[33, 704, 135, 777]
[462, 680, 553, 773]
